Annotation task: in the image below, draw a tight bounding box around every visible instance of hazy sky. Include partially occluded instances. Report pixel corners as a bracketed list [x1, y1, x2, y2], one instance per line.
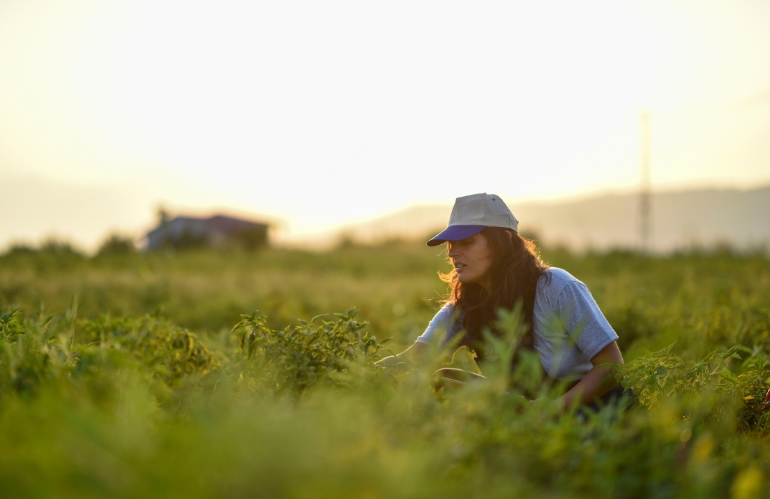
[1, 0, 769, 249]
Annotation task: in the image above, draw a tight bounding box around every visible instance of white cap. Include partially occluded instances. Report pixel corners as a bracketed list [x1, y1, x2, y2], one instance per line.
[427, 193, 519, 246]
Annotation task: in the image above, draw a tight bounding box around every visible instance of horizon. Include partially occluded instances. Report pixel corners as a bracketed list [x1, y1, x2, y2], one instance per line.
[3, 180, 769, 253]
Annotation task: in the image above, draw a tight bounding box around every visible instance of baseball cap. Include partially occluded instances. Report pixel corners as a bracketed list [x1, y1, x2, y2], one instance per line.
[426, 193, 519, 247]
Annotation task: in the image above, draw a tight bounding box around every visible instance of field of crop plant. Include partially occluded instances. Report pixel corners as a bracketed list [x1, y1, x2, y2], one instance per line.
[1, 240, 769, 498]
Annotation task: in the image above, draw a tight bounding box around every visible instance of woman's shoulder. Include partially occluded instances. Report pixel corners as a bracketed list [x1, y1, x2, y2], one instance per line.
[431, 301, 456, 321]
[539, 267, 580, 285]
[537, 267, 582, 299]
[417, 302, 459, 345]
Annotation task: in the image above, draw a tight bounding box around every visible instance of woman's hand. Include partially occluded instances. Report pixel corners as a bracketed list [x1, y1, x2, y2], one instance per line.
[375, 355, 404, 367]
[375, 342, 428, 368]
[554, 341, 624, 411]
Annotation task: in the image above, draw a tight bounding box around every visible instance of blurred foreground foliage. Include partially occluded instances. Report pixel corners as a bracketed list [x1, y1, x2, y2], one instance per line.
[0, 244, 769, 498]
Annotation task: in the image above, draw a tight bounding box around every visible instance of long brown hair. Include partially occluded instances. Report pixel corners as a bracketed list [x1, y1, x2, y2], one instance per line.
[442, 227, 550, 361]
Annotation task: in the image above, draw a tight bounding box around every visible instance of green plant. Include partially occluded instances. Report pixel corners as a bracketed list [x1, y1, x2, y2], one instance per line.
[77, 315, 221, 387]
[617, 343, 770, 433]
[0, 309, 24, 341]
[234, 308, 388, 393]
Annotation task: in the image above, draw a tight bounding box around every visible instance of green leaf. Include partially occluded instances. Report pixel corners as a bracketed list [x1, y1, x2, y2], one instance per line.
[719, 369, 738, 383]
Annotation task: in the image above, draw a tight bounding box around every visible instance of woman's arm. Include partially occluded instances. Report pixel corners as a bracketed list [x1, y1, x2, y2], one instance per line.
[377, 303, 457, 368]
[375, 342, 429, 367]
[553, 341, 624, 411]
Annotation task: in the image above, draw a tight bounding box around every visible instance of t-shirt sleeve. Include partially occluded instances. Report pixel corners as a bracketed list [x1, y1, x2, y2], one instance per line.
[555, 281, 618, 360]
[415, 303, 455, 345]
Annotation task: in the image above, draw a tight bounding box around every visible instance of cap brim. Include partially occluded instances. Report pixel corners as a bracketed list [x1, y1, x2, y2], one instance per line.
[426, 225, 486, 247]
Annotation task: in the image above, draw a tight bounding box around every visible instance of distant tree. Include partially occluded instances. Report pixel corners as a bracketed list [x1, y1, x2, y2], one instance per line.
[336, 231, 358, 249]
[157, 206, 170, 225]
[96, 234, 137, 257]
[3, 243, 36, 257]
[39, 239, 84, 258]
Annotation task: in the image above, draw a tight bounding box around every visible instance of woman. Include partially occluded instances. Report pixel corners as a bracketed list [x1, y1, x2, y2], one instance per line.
[380, 193, 627, 412]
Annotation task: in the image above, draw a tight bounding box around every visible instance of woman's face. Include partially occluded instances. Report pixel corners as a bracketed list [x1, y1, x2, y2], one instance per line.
[447, 232, 493, 287]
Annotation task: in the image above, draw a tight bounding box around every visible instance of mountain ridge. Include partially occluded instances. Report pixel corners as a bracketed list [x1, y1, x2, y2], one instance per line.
[338, 185, 770, 252]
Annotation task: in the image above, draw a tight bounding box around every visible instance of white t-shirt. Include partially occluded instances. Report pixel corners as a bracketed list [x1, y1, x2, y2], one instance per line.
[415, 267, 618, 380]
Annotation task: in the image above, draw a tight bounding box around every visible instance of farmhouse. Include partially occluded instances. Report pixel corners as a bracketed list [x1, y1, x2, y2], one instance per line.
[144, 214, 270, 250]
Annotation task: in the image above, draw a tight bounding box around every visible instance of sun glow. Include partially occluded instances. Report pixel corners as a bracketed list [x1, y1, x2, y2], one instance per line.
[1, 0, 769, 249]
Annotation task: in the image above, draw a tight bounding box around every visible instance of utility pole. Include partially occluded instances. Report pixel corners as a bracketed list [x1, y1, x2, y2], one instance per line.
[639, 112, 652, 252]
